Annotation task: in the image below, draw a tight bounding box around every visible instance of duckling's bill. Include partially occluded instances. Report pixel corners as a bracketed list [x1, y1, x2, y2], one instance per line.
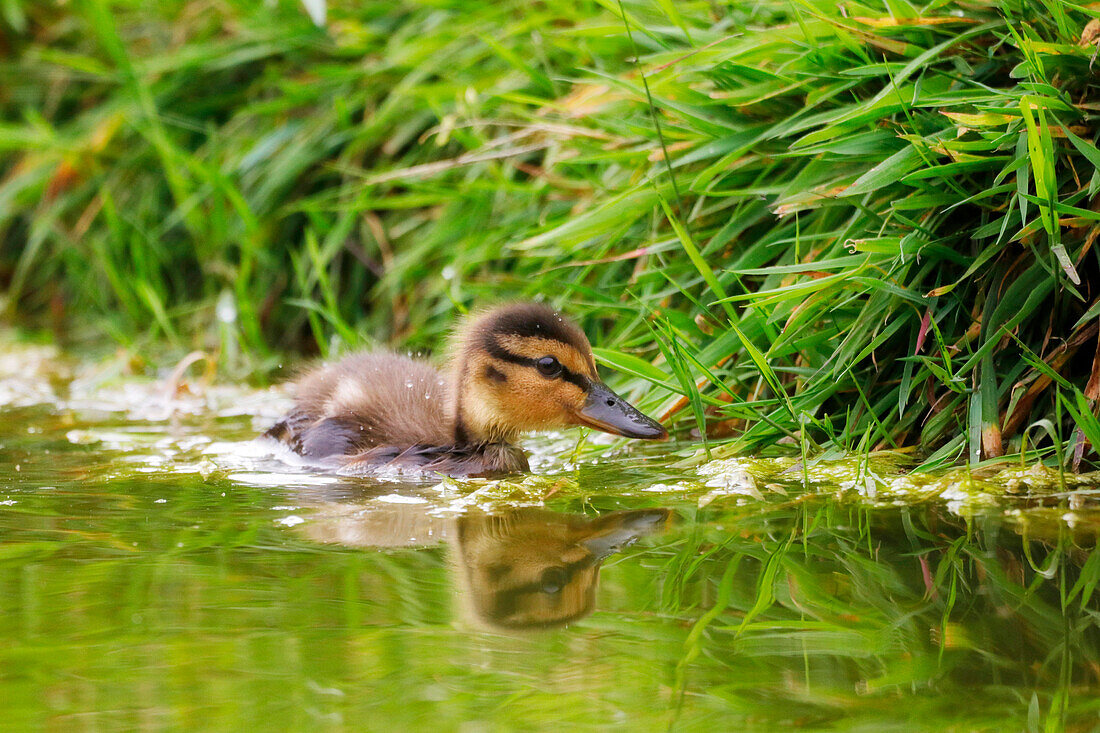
[571, 381, 668, 440]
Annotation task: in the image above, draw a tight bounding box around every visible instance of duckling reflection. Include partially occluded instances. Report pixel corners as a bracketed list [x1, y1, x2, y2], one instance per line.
[298, 502, 669, 630]
[453, 508, 669, 629]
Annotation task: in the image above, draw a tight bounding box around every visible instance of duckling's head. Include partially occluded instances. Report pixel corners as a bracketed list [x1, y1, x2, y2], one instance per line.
[449, 303, 668, 445]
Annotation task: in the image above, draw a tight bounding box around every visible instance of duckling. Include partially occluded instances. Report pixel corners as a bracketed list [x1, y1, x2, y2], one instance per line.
[264, 303, 667, 477]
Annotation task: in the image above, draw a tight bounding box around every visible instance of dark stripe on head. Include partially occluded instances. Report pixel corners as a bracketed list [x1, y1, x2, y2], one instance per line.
[484, 365, 507, 383]
[483, 338, 590, 391]
[481, 303, 590, 354]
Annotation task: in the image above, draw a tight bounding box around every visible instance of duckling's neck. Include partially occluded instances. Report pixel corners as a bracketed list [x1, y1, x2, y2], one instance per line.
[450, 360, 519, 447]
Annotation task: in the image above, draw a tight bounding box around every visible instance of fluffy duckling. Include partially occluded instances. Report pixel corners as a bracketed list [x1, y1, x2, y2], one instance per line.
[264, 303, 667, 476]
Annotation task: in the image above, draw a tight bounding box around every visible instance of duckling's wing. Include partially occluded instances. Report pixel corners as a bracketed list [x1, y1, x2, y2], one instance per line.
[262, 410, 318, 452]
[338, 442, 529, 478]
[337, 444, 449, 475]
[265, 414, 373, 459]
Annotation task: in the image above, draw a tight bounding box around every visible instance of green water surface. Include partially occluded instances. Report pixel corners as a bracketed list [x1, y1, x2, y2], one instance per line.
[1, 353, 1098, 731]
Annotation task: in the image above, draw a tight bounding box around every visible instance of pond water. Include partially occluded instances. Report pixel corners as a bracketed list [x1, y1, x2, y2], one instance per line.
[1, 341, 1099, 731]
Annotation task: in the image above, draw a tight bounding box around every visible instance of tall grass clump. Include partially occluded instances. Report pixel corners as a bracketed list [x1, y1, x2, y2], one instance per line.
[1, 0, 1099, 467]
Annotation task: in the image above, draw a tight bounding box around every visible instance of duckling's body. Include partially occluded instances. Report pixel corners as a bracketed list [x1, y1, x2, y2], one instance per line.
[264, 303, 665, 477]
[265, 351, 530, 475]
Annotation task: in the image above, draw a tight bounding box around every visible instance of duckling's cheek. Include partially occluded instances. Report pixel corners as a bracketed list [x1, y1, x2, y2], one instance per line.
[553, 383, 591, 423]
[510, 392, 574, 429]
[526, 383, 581, 425]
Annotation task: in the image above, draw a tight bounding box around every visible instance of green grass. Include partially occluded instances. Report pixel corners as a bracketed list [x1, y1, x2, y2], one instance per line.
[1, 0, 1099, 468]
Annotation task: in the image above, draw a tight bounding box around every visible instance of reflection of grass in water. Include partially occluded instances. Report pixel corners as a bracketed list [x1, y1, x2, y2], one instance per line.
[0, 454, 1098, 729]
[610, 499, 1100, 730]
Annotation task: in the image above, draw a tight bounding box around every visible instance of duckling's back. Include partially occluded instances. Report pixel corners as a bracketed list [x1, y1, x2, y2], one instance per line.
[266, 352, 453, 459]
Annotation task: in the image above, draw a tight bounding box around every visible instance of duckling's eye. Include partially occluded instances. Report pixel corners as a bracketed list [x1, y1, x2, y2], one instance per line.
[536, 356, 562, 378]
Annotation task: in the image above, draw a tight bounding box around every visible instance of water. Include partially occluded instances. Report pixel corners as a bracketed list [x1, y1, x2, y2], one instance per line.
[1, 341, 1098, 730]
